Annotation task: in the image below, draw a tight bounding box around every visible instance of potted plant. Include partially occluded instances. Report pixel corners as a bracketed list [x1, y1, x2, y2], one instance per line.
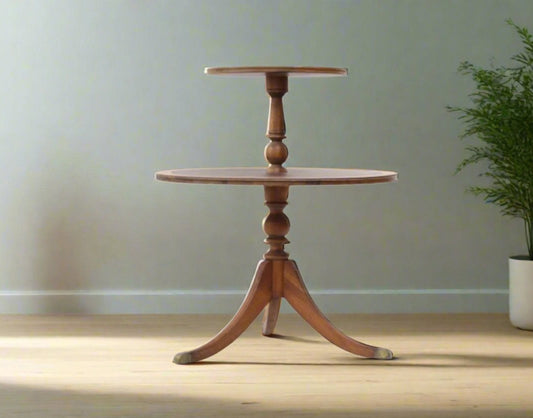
[448, 19, 533, 330]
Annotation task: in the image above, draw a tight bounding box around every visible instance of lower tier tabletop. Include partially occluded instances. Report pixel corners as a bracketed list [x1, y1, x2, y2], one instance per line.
[155, 167, 397, 186]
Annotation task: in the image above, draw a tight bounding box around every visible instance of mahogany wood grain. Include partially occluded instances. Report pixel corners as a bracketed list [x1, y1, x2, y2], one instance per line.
[155, 167, 398, 186]
[173, 260, 272, 364]
[283, 260, 393, 360]
[262, 186, 290, 260]
[261, 260, 284, 336]
[176, 258, 392, 363]
[205, 66, 347, 77]
[261, 297, 281, 336]
[265, 75, 288, 173]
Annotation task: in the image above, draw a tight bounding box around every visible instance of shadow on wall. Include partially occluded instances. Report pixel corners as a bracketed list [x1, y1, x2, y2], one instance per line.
[36, 189, 89, 313]
[32, 140, 118, 313]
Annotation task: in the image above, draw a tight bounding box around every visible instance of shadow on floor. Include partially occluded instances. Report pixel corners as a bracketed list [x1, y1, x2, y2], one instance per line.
[200, 352, 533, 368]
[264, 333, 326, 344]
[0, 382, 530, 418]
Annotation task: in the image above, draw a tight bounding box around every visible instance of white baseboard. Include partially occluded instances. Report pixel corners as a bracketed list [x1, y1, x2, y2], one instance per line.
[0, 288, 508, 314]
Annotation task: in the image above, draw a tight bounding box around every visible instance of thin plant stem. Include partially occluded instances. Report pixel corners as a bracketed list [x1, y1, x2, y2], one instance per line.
[526, 217, 533, 260]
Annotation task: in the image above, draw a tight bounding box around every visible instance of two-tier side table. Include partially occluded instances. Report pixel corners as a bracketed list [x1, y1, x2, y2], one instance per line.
[156, 66, 398, 364]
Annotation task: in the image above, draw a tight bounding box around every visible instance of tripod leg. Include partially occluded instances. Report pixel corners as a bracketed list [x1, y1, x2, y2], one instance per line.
[174, 260, 273, 364]
[261, 259, 283, 336]
[262, 298, 281, 336]
[283, 260, 393, 360]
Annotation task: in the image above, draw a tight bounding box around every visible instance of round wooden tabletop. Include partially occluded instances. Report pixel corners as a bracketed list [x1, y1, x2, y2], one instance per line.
[155, 167, 397, 186]
[204, 66, 347, 77]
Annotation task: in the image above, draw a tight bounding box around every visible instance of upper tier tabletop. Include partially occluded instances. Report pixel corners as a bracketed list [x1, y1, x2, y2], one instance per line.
[155, 167, 397, 186]
[204, 66, 347, 77]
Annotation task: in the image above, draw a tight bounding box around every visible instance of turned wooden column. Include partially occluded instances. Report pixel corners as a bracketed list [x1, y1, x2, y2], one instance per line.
[261, 185, 289, 336]
[264, 75, 288, 173]
[262, 186, 290, 260]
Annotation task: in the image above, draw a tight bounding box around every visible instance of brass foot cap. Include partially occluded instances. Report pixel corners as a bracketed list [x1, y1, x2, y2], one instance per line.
[373, 347, 394, 360]
[173, 351, 193, 365]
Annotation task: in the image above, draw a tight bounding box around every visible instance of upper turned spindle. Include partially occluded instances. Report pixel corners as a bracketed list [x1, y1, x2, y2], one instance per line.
[265, 75, 288, 173]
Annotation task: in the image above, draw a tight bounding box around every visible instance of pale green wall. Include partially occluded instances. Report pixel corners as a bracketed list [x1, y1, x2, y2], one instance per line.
[0, 0, 532, 312]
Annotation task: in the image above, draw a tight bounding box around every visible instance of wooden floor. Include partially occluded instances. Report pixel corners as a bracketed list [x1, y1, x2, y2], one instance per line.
[0, 314, 532, 417]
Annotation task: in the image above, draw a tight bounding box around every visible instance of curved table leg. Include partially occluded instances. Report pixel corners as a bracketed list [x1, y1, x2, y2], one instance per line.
[262, 298, 281, 336]
[174, 260, 273, 364]
[283, 260, 393, 360]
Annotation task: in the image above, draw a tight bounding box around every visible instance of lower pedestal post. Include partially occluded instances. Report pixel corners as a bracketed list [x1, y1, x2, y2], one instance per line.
[173, 186, 393, 365]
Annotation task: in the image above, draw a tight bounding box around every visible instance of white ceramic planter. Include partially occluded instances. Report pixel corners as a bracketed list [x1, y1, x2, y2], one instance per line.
[509, 256, 533, 330]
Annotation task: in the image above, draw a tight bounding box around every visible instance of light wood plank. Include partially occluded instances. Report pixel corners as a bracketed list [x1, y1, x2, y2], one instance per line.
[0, 314, 532, 417]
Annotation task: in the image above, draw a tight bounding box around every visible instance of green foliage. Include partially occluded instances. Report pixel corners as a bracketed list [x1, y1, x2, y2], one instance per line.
[448, 19, 533, 259]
